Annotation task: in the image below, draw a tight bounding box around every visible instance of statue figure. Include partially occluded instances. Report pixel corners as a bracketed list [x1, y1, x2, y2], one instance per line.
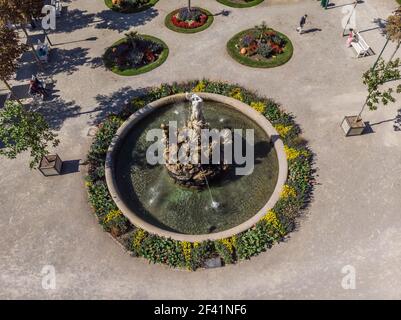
[161, 93, 230, 189]
[186, 92, 205, 124]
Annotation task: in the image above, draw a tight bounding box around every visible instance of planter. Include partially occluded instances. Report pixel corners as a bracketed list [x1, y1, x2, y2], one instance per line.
[216, 0, 264, 8]
[341, 115, 366, 136]
[165, 8, 214, 34]
[227, 28, 293, 68]
[39, 154, 63, 176]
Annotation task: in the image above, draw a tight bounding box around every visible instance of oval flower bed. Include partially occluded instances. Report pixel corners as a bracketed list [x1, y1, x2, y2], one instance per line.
[86, 80, 314, 270]
[216, 0, 264, 8]
[165, 7, 214, 34]
[227, 23, 293, 68]
[102, 32, 169, 76]
[105, 0, 159, 13]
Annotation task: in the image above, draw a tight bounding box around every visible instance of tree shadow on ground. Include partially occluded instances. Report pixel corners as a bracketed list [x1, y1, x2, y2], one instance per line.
[15, 51, 39, 81]
[91, 86, 149, 125]
[47, 47, 103, 76]
[394, 109, 401, 131]
[31, 97, 82, 130]
[94, 8, 159, 32]
[50, 8, 97, 34]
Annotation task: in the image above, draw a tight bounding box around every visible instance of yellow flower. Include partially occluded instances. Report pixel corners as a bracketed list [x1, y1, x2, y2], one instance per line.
[181, 241, 192, 266]
[193, 81, 206, 92]
[85, 181, 92, 188]
[104, 209, 122, 224]
[284, 145, 309, 160]
[280, 184, 297, 199]
[229, 88, 244, 102]
[274, 124, 292, 138]
[219, 236, 236, 253]
[133, 229, 147, 250]
[262, 210, 285, 235]
[131, 98, 146, 110]
[250, 101, 266, 113]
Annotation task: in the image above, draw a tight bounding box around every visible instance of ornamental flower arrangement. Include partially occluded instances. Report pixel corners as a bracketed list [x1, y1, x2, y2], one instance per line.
[171, 7, 208, 29]
[111, 0, 150, 11]
[237, 22, 287, 59]
[105, 32, 163, 70]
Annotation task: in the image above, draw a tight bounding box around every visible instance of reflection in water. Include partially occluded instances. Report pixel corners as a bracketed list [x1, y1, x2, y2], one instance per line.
[115, 101, 279, 235]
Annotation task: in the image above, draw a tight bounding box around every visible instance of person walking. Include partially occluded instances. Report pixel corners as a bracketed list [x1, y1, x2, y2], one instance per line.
[297, 14, 308, 34]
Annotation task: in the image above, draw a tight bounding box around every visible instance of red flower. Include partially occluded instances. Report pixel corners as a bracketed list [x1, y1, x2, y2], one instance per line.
[170, 11, 207, 29]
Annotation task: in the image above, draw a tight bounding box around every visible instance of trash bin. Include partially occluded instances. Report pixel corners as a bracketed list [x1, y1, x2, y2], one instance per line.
[321, 0, 329, 8]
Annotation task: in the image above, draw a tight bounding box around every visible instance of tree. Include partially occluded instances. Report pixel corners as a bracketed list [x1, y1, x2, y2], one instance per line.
[356, 58, 401, 121]
[0, 25, 28, 104]
[386, 9, 401, 62]
[0, 101, 59, 169]
[0, 0, 45, 67]
[372, 7, 401, 69]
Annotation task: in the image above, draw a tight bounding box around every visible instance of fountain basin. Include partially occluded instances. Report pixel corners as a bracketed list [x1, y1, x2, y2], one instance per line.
[105, 93, 288, 242]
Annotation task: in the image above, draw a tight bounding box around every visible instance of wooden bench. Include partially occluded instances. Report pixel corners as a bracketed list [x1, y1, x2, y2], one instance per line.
[351, 32, 372, 58]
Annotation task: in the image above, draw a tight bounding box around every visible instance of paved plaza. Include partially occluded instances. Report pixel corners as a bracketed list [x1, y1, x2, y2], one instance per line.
[1, 0, 401, 299]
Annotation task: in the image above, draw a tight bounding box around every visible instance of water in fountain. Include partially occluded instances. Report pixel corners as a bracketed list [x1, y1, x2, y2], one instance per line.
[203, 174, 220, 211]
[114, 101, 279, 234]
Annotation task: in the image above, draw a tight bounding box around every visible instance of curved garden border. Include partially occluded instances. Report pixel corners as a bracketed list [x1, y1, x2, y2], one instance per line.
[102, 35, 169, 76]
[216, 0, 264, 8]
[165, 8, 214, 34]
[105, 93, 288, 242]
[227, 28, 293, 68]
[104, 0, 159, 13]
[86, 80, 314, 270]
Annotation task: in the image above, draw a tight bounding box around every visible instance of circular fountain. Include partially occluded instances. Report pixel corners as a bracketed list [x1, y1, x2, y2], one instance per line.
[105, 93, 287, 242]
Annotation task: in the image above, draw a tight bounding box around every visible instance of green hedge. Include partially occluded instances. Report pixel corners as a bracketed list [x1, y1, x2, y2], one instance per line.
[104, 0, 159, 13]
[86, 80, 314, 270]
[216, 0, 264, 8]
[227, 28, 293, 68]
[165, 8, 214, 34]
[102, 35, 169, 76]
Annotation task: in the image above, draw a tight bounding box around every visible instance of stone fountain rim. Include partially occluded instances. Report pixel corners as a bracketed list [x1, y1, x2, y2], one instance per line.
[105, 92, 288, 242]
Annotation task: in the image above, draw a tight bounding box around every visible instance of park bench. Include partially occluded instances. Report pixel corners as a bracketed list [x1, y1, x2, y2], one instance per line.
[35, 40, 50, 63]
[351, 32, 372, 58]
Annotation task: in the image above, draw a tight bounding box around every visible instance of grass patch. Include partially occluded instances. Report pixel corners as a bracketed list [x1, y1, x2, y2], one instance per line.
[165, 8, 214, 34]
[104, 0, 159, 13]
[103, 35, 169, 76]
[216, 0, 264, 8]
[227, 28, 293, 68]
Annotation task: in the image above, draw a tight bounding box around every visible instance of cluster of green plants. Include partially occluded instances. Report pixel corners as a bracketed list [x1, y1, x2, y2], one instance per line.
[227, 26, 293, 68]
[165, 7, 214, 34]
[105, 0, 159, 13]
[103, 33, 169, 76]
[216, 0, 264, 8]
[86, 80, 314, 270]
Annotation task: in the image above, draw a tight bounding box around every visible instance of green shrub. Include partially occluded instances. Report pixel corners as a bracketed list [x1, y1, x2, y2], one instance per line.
[139, 236, 186, 268]
[87, 181, 117, 219]
[236, 223, 274, 260]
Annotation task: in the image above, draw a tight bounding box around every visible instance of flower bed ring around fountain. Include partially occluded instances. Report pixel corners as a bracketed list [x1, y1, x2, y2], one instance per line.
[105, 93, 288, 243]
